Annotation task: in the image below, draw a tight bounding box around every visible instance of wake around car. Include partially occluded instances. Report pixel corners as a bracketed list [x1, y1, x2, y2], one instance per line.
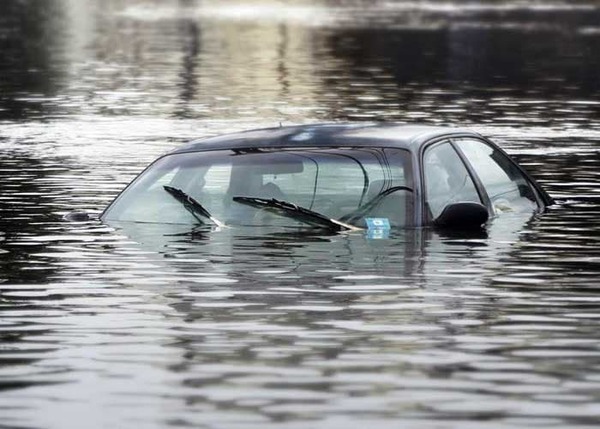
[100, 124, 553, 231]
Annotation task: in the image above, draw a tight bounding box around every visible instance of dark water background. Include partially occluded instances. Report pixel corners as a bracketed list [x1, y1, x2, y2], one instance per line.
[1, 1, 600, 428]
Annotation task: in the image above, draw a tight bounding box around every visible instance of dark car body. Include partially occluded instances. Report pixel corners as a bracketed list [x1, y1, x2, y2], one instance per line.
[100, 123, 553, 230]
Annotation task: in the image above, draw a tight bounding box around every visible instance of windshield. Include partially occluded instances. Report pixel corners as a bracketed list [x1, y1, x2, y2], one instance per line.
[102, 147, 414, 228]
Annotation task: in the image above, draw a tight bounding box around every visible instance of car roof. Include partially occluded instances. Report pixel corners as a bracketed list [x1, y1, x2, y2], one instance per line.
[169, 123, 483, 155]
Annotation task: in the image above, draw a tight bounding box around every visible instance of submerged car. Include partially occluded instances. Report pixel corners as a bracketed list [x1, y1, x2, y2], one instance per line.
[100, 124, 553, 231]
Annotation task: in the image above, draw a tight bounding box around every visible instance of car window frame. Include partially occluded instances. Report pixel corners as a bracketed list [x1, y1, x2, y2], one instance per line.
[419, 134, 553, 226]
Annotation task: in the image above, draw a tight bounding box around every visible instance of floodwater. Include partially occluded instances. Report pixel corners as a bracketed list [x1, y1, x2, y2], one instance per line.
[1, 0, 600, 428]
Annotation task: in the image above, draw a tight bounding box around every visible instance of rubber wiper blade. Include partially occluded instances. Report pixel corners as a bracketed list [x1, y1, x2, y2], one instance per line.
[233, 196, 360, 232]
[163, 185, 225, 227]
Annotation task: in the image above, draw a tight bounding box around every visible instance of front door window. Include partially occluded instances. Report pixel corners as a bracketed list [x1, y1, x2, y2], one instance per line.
[423, 142, 482, 219]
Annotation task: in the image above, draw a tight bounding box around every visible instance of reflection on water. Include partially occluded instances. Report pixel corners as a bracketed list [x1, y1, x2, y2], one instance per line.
[1, 0, 600, 427]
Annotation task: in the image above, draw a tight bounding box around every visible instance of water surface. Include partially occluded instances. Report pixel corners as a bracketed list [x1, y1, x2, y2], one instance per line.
[1, 1, 600, 428]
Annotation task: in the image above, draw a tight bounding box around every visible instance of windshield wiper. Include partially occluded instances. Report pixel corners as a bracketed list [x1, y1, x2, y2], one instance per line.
[339, 185, 413, 224]
[232, 196, 361, 232]
[163, 185, 225, 227]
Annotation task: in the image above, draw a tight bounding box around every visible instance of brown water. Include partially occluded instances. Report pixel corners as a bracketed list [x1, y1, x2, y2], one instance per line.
[1, 1, 600, 428]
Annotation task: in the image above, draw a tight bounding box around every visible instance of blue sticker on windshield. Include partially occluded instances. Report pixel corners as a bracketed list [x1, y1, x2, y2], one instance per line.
[365, 218, 391, 240]
[365, 218, 391, 230]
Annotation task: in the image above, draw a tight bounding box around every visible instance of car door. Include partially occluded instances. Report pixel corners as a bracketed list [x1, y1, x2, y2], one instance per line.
[453, 138, 541, 215]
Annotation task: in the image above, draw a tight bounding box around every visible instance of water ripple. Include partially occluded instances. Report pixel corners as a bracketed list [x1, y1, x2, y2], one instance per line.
[1, 0, 600, 428]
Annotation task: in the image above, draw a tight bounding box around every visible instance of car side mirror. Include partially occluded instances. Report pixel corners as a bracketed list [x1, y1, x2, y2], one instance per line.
[434, 202, 489, 229]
